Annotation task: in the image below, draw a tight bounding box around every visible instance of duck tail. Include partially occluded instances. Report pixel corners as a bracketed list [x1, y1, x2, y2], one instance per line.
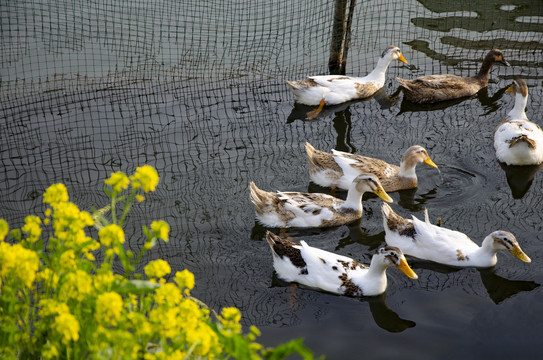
[266, 230, 295, 257]
[249, 181, 270, 210]
[285, 80, 299, 90]
[396, 77, 411, 90]
[305, 142, 332, 170]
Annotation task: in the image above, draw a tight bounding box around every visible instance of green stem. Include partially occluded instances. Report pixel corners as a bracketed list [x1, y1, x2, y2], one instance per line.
[119, 190, 137, 227]
[111, 195, 117, 225]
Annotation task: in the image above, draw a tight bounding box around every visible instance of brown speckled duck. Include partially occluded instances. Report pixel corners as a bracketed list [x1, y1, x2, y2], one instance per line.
[381, 203, 531, 268]
[305, 142, 438, 192]
[396, 49, 510, 104]
[266, 231, 418, 296]
[249, 174, 392, 228]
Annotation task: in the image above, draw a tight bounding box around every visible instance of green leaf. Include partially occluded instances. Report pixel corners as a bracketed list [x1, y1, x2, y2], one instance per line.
[264, 338, 322, 360]
[114, 280, 160, 295]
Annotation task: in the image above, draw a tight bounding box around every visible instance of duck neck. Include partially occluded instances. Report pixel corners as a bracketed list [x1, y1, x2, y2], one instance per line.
[366, 56, 393, 85]
[475, 58, 495, 83]
[469, 236, 498, 267]
[341, 184, 364, 211]
[364, 256, 388, 284]
[507, 93, 528, 120]
[399, 157, 417, 179]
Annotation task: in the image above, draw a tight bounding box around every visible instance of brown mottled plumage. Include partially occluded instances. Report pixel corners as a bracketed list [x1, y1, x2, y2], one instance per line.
[397, 49, 510, 104]
[249, 173, 392, 228]
[305, 142, 438, 192]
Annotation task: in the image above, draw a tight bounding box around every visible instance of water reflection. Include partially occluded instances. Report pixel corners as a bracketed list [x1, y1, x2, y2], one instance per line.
[411, 260, 540, 303]
[412, 0, 542, 33]
[498, 162, 543, 199]
[478, 267, 540, 304]
[270, 274, 416, 333]
[286, 87, 398, 123]
[367, 293, 416, 332]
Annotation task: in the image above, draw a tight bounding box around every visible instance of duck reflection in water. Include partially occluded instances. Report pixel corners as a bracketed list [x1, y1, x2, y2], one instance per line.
[270, 273, 416, 333]
[498, 162, 543, 199]
[286, 87, 398, 123]
[406, 259, 539, 304]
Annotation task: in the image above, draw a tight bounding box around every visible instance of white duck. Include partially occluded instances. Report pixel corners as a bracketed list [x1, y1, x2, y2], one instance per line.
[249, 174, 392, 228]
[494, 78, 543, 165]
[286, 46, 407, 118]
[266, 231, 418, 296]
[381, 203, 531, 268]
[305, 142, 438, 192]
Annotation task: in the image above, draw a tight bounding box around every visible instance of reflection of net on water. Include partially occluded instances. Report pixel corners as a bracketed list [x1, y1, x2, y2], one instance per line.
[1, 0, 543, 329]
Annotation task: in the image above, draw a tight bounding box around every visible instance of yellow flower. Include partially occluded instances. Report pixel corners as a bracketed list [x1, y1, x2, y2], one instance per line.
[43, 183, 69, 205]
[0, 242, 40, 288]
[60, 270, 93, 302]
[136, 194, 145, 202]
[0, 219, 8, 241]
[37, 268, 59, 289]
[105, 172, 130, 193]
[151, 220, 169, 242]
[130, 165, 159, 193]
[54, 312, 80, 344]
[144, 259, 171, 278]
[154, 282, 182, 305]
[219, 307, 242, 334]
[93, 271, 118, 292]
[95, 292, 124, 326]
[98, 224, 125, 247]
[59, 250, 77, 272]
[42, 343, 59, 359]
[22, 215, 42, 243]
[38, 299, 70, 317]
[174, 269, 195, 292]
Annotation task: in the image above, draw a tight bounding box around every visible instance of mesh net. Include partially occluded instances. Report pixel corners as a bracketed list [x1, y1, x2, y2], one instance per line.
[1, 0, 543, 319]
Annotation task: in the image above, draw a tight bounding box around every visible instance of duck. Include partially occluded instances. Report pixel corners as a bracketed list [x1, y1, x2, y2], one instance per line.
[381, 203, 531, 268]
[286, 46, 407, 118]
[266, 231, 418, 296]
[249, 173, 392, 228]
[494, 78, 543, 166]
[396, 49, 510, 104]
[305, 142, 438, 192]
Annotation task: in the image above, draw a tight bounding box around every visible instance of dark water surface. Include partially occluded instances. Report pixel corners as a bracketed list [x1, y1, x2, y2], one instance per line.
[1, 0, 543, 359]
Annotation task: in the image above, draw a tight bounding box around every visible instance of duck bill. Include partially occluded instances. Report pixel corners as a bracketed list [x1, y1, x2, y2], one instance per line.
[396, 258, 418, 279]
[374, 186, 393, 203]
[424, 156, 438, 169]
[509, 245, 531, 263]
[501, 60, 511, 67]
[506, 84, 513, 93]
[398, 53, 408, 64]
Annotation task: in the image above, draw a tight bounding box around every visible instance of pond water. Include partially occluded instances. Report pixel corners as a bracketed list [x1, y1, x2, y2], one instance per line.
[1, 0, 543, 359]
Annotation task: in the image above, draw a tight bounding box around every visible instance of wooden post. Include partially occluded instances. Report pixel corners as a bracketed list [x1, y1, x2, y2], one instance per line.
[329, 0, 356, 75]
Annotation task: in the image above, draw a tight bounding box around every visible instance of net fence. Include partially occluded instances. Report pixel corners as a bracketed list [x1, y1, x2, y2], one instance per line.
[1, 0, 542, 309]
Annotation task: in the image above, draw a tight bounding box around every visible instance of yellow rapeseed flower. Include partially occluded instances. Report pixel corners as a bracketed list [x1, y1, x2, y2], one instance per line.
[38, 299, 70, 317]
[130, 165, 159, 193]
[174, 269, 195, 292]
[54, 312, 80, 344]
[219, 307, 242, 334]
[41, 343, 59, 360]
[105, 172, 130, 194]
[59, 250, 77, 272]
[0, 219, 8, 241]
[98, 224, 125, 247]
[144, 259, 171, 279]
[43, 183, 69, 206]
[60, 270, 93, 302]
[22, 215, 42, 243]
[0, 242, 40, 288]
[37, 268, 60, 289]
[95, 292, 124, 326]
[151, 220, 169, 242]
[154, 282, 182, 305]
